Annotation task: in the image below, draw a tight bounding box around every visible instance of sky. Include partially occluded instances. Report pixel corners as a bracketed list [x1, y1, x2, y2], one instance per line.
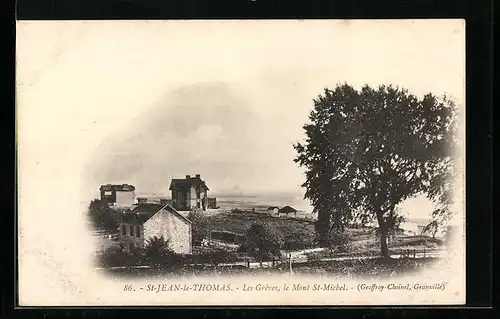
[17, 20, 465, 221]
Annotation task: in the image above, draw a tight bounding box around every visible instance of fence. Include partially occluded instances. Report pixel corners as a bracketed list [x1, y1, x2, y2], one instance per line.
[398, 248, 443, 259]
[96, 248, 445, 272]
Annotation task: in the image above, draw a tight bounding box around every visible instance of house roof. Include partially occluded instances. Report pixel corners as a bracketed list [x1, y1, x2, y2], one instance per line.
[100, 184, 136, 191]
[162, 204, 192, 225]
[169, 176, 209, 191]
[278, 206, 297, 214]
[122, 203, 163, 224]
[267, 206, 279, 210]
[122, 203, 192, 225]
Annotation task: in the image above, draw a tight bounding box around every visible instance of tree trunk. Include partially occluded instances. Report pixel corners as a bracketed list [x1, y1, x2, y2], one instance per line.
[315, 211, 330, 247]
[379, 227, 390, 259]
[375, 209, 390, 259]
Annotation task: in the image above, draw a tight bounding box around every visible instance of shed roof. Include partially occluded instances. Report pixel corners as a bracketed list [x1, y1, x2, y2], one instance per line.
[278, 206, 298, 214]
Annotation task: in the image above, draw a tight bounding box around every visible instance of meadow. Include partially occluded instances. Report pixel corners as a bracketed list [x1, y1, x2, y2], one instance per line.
[203, 209, 443, 254]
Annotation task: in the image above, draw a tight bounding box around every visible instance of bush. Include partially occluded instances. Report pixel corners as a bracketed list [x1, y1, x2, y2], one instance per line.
[187, 209, 212, 244]
[88, 198, 120, 233]
[99, 246, 143, 267]
[284, 226, 316, 250]
[143, 236, 176, 267]
[239, 222, 285, 261]
[326, 229, 353, 253]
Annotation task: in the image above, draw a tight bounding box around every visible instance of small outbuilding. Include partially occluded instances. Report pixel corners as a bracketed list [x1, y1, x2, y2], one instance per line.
[266, 206, 279, 216]
[277, 206, 298, 217]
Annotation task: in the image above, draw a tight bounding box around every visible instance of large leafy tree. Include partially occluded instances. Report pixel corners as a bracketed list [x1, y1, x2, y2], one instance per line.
[294, 84, 459, 257]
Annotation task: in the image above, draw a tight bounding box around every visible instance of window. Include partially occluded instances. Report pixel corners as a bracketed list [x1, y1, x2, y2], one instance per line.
[121, 225, 126, 236]
[135, 225, 141, 238]
[129, 225, 134, 237]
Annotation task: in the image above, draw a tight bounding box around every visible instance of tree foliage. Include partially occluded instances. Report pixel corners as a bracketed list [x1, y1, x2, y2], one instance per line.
[143, 236, 175, 266]
[187, 208, 212, 244]
[294, 84, 459, 257]
[239, 222, 285, 261]
[327, 229, 353, 253]
[88, 198, 119, 232]
[99, 245, 144, 267]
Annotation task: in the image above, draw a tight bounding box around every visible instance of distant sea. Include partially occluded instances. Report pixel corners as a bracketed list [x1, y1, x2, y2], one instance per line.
[215, 193, 315, 216]
[214, 194, 432, 232]
[82, 192, 432, 233]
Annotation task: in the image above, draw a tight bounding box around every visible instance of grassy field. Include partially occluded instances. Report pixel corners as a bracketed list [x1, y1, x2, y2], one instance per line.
[205, 210, 443, 254]
[205, 210, 316, 250]
[206, 210, 315, 235]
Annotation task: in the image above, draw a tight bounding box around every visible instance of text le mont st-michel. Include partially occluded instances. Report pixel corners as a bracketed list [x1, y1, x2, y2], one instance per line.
[123, 282, 446, 293]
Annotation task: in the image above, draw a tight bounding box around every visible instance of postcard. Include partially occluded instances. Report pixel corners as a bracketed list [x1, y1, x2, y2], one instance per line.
[16, 19, 466, 306]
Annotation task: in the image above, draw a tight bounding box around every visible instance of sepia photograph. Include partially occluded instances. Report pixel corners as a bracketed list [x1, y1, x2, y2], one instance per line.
[16, 19, 465, 306]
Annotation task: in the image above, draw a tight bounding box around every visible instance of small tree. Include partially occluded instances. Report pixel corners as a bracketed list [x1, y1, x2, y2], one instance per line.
[143, 236, 175, 267]
[422, 220, 440, 239]
[87, 198, 119, 233]
[239, 222, 284, 261]
[188, 208, 212, 245]
[88, 199, 105, 227]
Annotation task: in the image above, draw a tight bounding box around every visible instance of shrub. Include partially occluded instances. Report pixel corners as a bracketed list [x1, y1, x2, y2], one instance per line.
[187, 209, 212, 244]
[239, 222, 285, 261]
[143, 236, 176, 267]
[326, 229, 353, 253]
[284, 226, 316, 250]
[88, 198, 120, 233]
[99, 246, 144, 267]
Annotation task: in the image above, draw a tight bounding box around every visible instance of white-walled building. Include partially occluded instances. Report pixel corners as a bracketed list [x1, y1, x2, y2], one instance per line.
[100, 184, 136, 208]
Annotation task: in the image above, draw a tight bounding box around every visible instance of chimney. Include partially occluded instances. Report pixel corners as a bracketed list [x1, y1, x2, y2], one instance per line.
[186, 175, 191, 179]
[195, 174, 200, 178]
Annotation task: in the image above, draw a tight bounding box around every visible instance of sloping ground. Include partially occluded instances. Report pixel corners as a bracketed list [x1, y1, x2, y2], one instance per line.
[205, 211, 443, 254]
[206, 211, 317, 249]
[206, 210, 315, 235]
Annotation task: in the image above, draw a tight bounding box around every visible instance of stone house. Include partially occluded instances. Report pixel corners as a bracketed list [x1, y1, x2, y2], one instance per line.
[118, 202, 192, 254]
